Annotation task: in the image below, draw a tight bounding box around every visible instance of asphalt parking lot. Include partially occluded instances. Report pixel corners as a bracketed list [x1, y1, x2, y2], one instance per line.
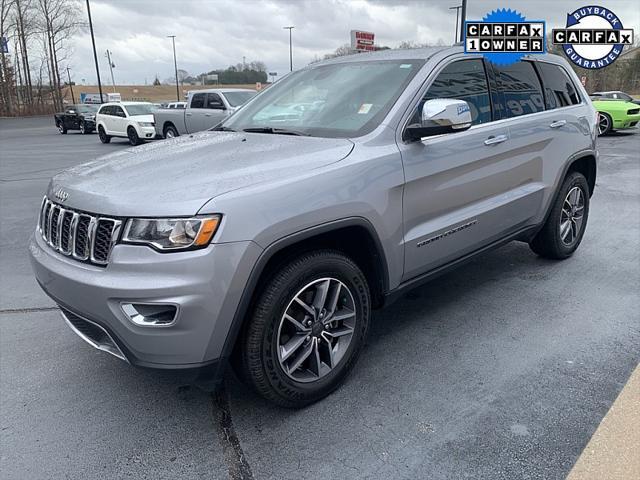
[1, 116, 638, 480]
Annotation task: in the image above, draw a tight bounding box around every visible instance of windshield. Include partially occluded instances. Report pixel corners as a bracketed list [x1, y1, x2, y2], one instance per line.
[123, 104, 154, 116]
[76, 105, 98, 114]
[222, 59, 424, 138]
[223, 91, 257, 107]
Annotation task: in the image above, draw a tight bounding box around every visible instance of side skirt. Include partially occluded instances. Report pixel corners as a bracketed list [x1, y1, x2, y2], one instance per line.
[382, 225, 538, 307]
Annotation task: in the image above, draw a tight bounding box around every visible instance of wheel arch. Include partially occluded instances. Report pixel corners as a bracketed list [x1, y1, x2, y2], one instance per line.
[567, 153, 597, 197]
[221, 217, 390, 363]
[162, 121, 178, 135]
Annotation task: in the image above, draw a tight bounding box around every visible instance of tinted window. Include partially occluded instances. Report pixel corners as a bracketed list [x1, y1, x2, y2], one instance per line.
[536, 62, 581, 109]
[206, 93, 224, 109]
[112, 106, 125, 117]
[493, 61, 545, 118]
[413, 59, 492, 126]
[191, 93, 206, 109]
[98, 105, 111, 115]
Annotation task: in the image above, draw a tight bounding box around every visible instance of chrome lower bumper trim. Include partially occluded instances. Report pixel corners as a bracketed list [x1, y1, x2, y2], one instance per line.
[60, 309, 128, 362]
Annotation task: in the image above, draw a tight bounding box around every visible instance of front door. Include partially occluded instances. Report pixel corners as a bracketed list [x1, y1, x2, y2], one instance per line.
[398, 57, 543, 281]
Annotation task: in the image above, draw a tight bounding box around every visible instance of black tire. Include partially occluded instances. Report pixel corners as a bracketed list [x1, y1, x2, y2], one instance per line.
[127, 127, 142, 146]
[597, 112, 612, 136]
[98, 126, 111, 144]
[57, 122, 67, 134]
[163, 124, 179, 139]
[238, 250, 370, 408]
[529, 171, 590, 259]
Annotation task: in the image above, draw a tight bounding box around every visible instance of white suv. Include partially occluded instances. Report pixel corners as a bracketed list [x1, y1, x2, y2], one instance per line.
[96, 102, 157, 145]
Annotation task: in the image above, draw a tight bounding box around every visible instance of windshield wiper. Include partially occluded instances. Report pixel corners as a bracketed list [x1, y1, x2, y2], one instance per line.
[213, 125, 237, 132]
[242, 126, 309, 136]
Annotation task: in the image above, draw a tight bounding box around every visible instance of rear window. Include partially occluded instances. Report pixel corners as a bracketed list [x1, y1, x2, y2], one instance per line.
[493, 61, 545, 118]
[536, 62, 581, 109]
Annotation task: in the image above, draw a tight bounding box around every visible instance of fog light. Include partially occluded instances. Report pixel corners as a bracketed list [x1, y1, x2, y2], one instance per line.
[121, 303, 178, 327]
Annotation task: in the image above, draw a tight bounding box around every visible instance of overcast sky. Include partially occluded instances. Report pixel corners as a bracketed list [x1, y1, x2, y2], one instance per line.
[70, 0, 639, 85]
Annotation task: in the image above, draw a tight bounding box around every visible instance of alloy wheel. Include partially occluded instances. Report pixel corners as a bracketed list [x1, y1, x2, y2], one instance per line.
[277, 277, 356, 383]
[559, 186, 585, 246]
[598, 113, 610, 135]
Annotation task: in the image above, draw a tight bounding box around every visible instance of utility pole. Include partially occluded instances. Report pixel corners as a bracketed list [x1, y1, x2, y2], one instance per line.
[105, 49, 116, 92]
[66, 66, 76, 104]
[449, 5, 462, 43]
[460, 0, 467, 46]
[283, 26, 294, 72]
[168, 35, 179, 101]
[85, 0, 104, 103]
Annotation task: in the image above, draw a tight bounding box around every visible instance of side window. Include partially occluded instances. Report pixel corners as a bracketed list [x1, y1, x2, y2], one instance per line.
[98, 106, 110, 116]
[413, 59, 492, 125]
[191, 93, 206, 109]
[536, 62, 581, 109]
[493, 61, 545, 117]
[112, 106, 125, 117]
[206, 93, 224, 109]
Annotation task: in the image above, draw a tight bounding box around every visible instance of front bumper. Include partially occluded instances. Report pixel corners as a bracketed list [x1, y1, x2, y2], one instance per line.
[613, 114, 640, 129]
[29, 232, 262, 369]
[137, 125, 157, 139]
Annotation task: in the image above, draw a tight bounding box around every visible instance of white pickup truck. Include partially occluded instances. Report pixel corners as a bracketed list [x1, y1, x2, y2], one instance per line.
[154, 88, 256, 138]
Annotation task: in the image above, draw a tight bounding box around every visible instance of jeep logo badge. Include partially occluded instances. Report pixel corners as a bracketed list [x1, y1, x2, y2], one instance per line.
[54, 188, 69, 202]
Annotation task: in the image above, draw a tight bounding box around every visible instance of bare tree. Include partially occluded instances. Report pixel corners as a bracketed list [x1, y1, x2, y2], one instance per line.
[36, 0, 81, 109]
[0, 0, 15, 113]
[13, 0, 35, 104]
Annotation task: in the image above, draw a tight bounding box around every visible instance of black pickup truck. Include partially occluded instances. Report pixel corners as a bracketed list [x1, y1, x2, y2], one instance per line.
[54, 104, 99, 134]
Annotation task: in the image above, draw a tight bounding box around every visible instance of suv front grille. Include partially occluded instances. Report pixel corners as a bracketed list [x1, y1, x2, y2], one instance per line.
[39, 197, 122, 266]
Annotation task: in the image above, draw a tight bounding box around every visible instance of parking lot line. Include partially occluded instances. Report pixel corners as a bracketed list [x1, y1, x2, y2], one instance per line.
[566, 364, 640, 480]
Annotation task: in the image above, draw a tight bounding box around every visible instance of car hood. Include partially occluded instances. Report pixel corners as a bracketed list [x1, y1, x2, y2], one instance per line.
[129, 114, 155, 122]
[48, 131, 354, 216]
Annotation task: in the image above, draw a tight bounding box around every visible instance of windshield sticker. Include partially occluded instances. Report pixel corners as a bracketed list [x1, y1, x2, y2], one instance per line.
[358, 104, 373, 114]
[464, 9, 546, 65]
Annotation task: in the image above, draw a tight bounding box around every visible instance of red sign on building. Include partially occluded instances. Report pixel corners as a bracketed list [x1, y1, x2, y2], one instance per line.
[351, 30, 376, 52]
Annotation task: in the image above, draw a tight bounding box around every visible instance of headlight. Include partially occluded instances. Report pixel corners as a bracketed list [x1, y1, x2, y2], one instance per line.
[122, 216, 221, 251]
[137, 121, 154, 127]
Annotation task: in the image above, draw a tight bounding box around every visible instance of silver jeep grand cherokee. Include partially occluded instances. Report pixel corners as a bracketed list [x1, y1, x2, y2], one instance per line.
[30, 47, 597, 407]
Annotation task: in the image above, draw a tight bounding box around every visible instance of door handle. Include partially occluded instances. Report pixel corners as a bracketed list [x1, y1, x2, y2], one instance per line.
[186, 112, 192, 116]
[205, 113, 212, 117]
[549, 120, 567, 128]
[484, 134, 508, 146]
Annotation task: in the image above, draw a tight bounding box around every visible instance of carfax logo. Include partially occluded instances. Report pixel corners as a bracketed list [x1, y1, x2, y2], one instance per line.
[553, 6, 634, 69]
[464, 9, 545, 65]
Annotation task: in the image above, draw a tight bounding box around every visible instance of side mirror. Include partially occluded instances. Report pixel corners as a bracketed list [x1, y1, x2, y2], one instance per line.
[405, 99, 472, 141]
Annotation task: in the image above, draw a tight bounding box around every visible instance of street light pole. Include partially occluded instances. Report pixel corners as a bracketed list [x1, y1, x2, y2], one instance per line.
[66, 66, 76, 104]
[460, 0, 467, 46]
[449, 5, 462, 43]
[85, 0, 104, 103]
[283, 26, 294, 72]
[168, 35, 179, 101]
[105, 49, 116, 92]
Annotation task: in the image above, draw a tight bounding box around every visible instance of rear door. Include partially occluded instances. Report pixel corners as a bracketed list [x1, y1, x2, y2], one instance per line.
[492, 60, 586, 222]
[185, 93, 207, 133]
[399, 56, 531, 280]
